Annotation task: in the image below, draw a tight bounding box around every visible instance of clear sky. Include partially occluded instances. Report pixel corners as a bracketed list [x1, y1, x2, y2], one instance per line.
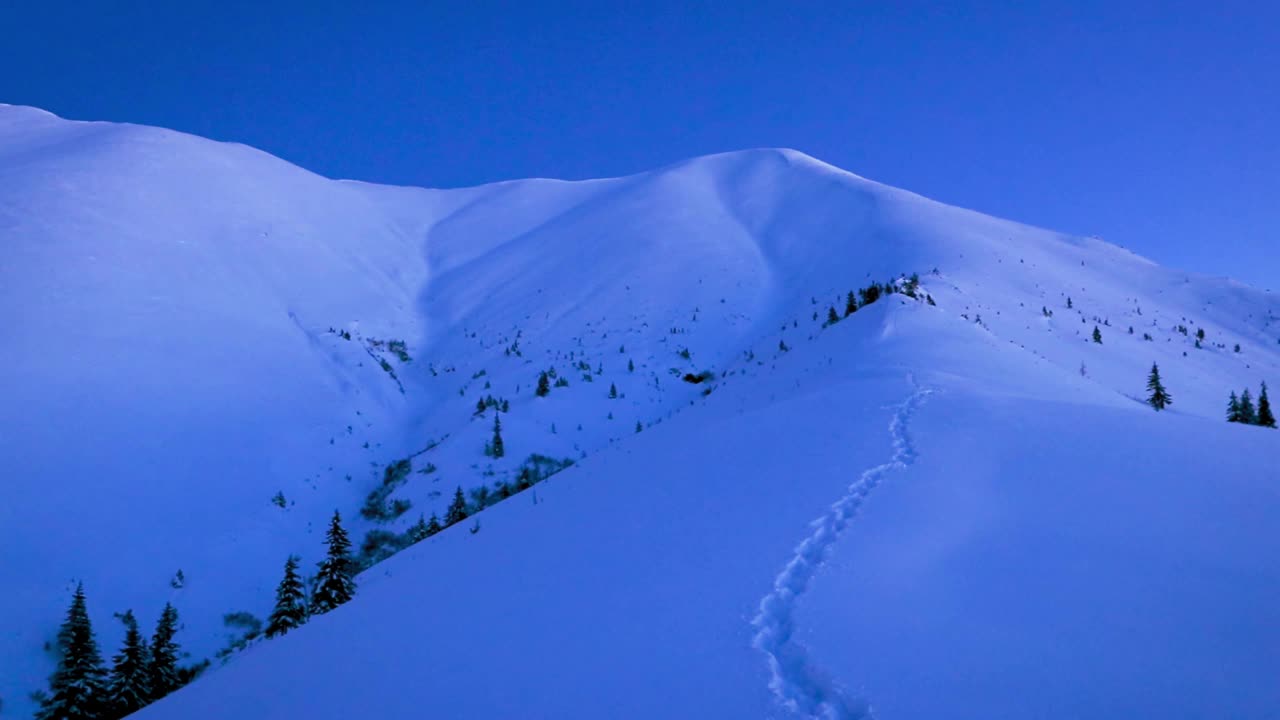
[2, 1, 1275, 288]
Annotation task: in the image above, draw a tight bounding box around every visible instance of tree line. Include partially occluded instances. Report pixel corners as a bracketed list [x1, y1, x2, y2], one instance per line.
[34, 589, 189, 720]
[1227, 382, 1276, 427]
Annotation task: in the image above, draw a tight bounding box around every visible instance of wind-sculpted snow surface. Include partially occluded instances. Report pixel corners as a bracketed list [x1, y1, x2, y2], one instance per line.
[752, 379, 930, 719]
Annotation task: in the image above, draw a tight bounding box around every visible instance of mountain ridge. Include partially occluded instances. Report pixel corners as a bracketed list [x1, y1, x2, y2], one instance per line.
[2, 104, 1277, 719]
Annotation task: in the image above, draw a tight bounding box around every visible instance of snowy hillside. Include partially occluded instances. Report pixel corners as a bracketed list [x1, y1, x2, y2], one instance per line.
[2, 104, 1278, 718]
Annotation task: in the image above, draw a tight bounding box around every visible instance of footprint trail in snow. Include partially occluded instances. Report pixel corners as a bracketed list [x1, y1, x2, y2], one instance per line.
[751, 378, 931, 719]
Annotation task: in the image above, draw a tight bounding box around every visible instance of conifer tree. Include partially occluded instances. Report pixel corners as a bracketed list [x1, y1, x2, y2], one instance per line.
[310, 511, 356, 614]
[265, 556, 307, 638]
[106, 610, 151, 717]
[426, 512, 442, 535]
[627, 358, 635, 372]
[609, 383, 618, 399]
[490, 415, 505, 458]
[38, 584, 107, 720]
[407, 514, 429, 542]
[1227, 391, 1243, 423]
[148, 603, 181, 699]
[1146, 363, 1171, 410]
[536, 371, 550, 397]
[844, 291, 857, 316]
[1240, 388, 1258, 425]
[1258, 382, 1276, 428]
[1092, 326, 1103, 344]
[446, 486, 468, 526]
[826, 307, 839, 325]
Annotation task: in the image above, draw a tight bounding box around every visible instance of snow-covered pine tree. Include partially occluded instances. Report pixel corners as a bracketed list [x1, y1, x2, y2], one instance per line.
[1227, 391, 1243, 423]
[148, 602, 181, 699]
[426, 513, 443, 535]
[536, 371, 550, 397]
[1240, 388, 1258, 424]
[490, 415, 505, 458]
[310, 511, 356, 614]
[844, 291, 857, 316]
[608, 382, 618, 399]
[1257, 382, 1276, 428]
[826, 307, 839, 325]
[106, 609, 151, 717]
[264, 556, 308, 638]
[37, 583, 107, 720]
[407, 514, 430, 543]
[1146, 363, 1171, 410]
[1092, 326, 1103, 344]
[446, 486, 468, 526]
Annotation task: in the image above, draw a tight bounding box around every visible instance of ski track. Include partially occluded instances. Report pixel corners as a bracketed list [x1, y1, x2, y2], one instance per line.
[752, 378, 931, 720]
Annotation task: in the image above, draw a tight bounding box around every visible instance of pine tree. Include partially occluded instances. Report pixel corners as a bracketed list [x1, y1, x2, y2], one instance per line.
[106, 610, 151, 717]
[446, 486, 468, 526]
[1146, 363, 1171, 410]
[147, 602, 181, 700]
[826, 307, 839, 325]
[407, 514, 430, 543]
[265, 556, 308, 638]
[608, 383, 618, 399]
[1067, 297, 1073, 309]
[1092, 326, 1103, 344]
[426, 513, 442, 535]
[490, 415, 505, 458]
[1227, 391, 1243, 423]
[1240, 388, 1258, 424]
[37, 584, 107, 720]
[627, 358, 635, 372]
[310, 511, 356, 614]
[844, 291, 857, 316]
[536, 371, 550, 397]
[1258, 382, 1276, 428]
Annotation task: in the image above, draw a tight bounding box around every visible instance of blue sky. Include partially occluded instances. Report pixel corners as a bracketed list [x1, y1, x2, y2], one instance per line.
[2, 1, 1276, 287]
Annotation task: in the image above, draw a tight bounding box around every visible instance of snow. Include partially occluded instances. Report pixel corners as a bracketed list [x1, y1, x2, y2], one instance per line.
[753, 380, 930, 719]
[1, 104, 1278, 718]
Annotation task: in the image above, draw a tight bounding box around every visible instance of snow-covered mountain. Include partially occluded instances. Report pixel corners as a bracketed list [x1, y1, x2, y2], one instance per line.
[2, 103, 1278, 719]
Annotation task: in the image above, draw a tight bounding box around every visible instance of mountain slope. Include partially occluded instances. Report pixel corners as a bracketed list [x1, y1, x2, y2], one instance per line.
[131, 306, 1280, 720]
[1, 104, 1277, 718]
